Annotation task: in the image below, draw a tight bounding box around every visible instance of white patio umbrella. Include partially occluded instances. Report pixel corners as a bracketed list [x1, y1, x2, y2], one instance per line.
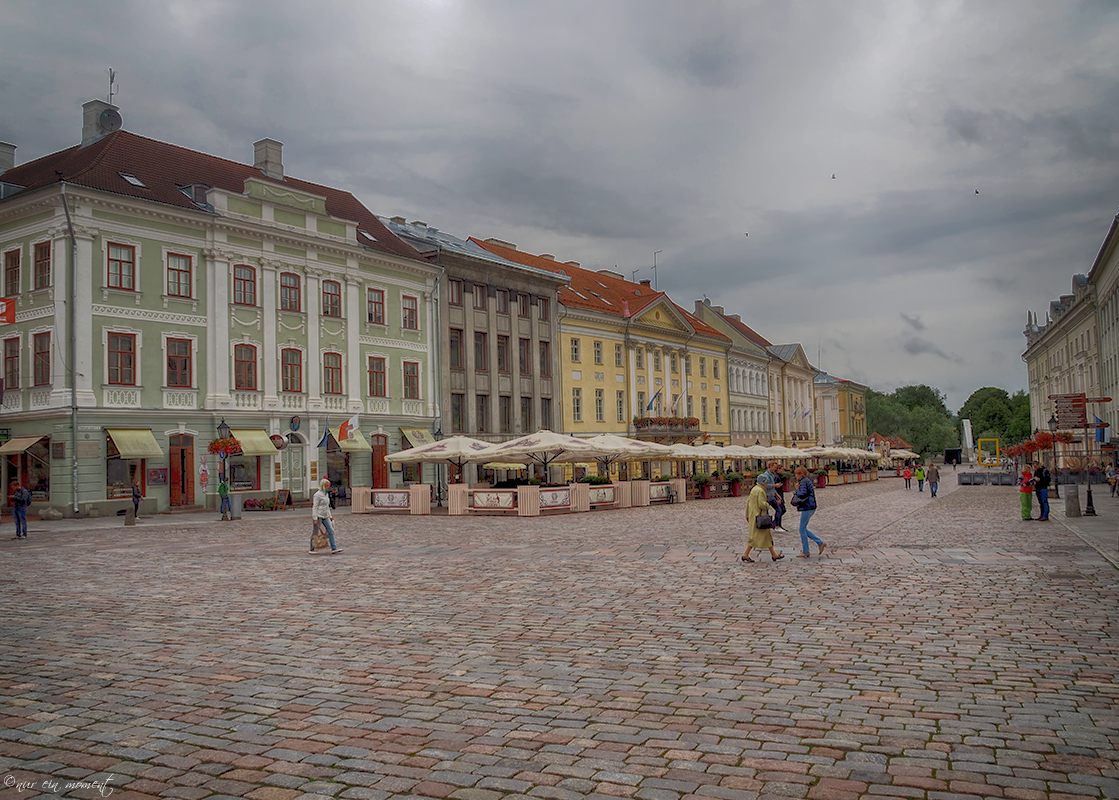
[383, 434, 495, 469]
[476, 429, 602, 469]
[581, 434, 674, 466]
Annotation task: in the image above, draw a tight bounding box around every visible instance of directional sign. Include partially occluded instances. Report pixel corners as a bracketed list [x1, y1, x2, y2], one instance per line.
[1051, 393, 1087, 428]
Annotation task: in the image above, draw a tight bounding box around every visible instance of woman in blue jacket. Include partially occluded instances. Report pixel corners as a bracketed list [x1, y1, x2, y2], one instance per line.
[792, 466, 826, 557]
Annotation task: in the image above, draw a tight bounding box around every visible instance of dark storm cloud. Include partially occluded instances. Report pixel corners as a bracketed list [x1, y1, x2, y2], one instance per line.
[901, 314, 926, 332]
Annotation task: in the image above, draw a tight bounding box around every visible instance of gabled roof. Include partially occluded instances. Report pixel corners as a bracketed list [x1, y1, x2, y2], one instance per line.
[714, 311, 772, 349]
[0, 130, 424, 261]
[472, 238, 728, 341]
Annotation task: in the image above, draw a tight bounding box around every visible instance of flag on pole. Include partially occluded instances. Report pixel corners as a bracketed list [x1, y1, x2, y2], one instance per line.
[1095, 415, 1110, 444]
[803, 408, 811, 418]
[338, 413, 361, 442]
[671, 392, 682, 414]
[647, 388, 662, 411]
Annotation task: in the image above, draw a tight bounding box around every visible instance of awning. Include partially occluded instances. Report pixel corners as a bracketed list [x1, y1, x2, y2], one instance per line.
[106, 429, 163, 459]
[330, 426, 372, 452]
[0, 435, 45, 455]
[401, 428, 436, 448]
[482, 462, 527, 471]
[230, 429, 278, 457]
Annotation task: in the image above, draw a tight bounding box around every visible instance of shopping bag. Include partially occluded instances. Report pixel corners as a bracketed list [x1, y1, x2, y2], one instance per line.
[311, 520, 330, 551]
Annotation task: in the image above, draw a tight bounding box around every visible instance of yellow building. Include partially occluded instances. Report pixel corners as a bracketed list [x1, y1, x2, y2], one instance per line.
[472, 239, 732, 445]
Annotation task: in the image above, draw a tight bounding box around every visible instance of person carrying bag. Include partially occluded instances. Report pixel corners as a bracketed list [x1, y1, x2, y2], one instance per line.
[309, 478, 343, 554]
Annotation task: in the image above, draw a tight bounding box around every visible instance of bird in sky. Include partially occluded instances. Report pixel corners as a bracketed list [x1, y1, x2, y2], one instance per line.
[975, 188, 980, 194]
[831, 173, 837, 179]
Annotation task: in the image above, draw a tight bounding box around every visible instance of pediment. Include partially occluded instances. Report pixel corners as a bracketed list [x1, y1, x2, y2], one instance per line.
[634, 300, 691, 333]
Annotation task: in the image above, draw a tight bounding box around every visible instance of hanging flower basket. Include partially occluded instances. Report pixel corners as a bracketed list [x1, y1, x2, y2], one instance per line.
[208, 437, 242, 457]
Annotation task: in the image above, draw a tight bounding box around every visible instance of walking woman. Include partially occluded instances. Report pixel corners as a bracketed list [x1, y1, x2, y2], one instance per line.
[741, 477, 783, 563]
[310, 478, 344, 554]
[791, 466, 826, 557]
[902, 465, 912, 489]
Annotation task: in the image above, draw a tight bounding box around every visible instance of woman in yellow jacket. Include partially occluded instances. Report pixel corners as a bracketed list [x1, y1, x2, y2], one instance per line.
[741, 480, 784, 563]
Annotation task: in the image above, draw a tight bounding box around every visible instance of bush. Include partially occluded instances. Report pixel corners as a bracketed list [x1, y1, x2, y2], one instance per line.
[725, 471, 744, 483]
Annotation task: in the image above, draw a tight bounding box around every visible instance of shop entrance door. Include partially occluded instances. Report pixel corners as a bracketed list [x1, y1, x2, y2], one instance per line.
[169, 434, 194, 506]
[371, 434, 388, 488]
[284, 439, 306, 500]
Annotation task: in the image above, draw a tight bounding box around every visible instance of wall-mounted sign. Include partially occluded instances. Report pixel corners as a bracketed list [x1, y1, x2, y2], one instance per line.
[270, 434, 287, 450]
[290, 416, 301, 431]
[147, 468, 168, 486]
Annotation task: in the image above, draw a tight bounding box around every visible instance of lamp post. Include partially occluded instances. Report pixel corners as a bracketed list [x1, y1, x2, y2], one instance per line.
[217, 418, 231, 480]
[1047, 414, 1060, 499]
[433, 427, 444, 508]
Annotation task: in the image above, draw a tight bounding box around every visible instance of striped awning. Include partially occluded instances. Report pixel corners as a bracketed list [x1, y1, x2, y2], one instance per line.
[106, 429, 163, 459]
[0, 435, 45, 455]
[230, 430, 278, 457]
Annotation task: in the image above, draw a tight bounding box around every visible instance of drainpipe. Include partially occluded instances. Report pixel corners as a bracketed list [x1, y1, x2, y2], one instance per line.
[59, 182, 78, 514]
[431, 250, 445, 492]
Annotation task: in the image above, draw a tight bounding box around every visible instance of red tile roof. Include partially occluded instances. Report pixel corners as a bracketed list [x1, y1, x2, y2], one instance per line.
[706, 307, 772, 348]
[0, 130, 424, 261]
[471, 238, 728, 341]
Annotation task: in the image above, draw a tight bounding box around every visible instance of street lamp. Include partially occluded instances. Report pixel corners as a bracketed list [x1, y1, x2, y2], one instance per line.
[217, 418, 231, 481]
[433, 427, 444, 508]
[1047, 414, 1060, 499]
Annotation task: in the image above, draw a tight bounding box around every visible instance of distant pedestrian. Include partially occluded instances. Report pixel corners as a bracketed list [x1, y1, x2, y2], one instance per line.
[902, 466, 912, 489]
[1032, 461, 1050, 521]
[791, 466, 825, 558]
[10, 481, 30, 540]
[1019, 465, 1035, 521]
[756, 461, 788, 532]
[741, 479, 783, 563]
[218, 477, 231, 520]
[926, 463, 940, 498]
[915, 464, 926, 492]
[310, 478, 343, 554]
[131, 481, 142, 518]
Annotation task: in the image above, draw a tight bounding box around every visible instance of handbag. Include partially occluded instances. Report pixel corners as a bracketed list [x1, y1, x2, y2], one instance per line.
[755, 513, 774, 529]
[311, 520, 330, 551]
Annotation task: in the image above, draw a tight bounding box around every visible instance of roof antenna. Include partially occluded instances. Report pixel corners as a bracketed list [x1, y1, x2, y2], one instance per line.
[107, 68, 117, 105]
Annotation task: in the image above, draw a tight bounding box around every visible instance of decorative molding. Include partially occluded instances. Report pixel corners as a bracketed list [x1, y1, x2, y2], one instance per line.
[358, 335, 428, 353]
[231, 310, 262, 330]
[366, 398, 390, 414]
[103, 388, 141, 408]
[91, 305, 208, 327]
[278, 317, 306, 335]
[321, 320, 345, 338]
[15, 306, 55, 324]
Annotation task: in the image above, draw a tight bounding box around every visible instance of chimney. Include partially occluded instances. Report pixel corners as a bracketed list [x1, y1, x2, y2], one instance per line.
[640, 279, 652, 287]
[82, 100, 121, 147]
[390, 216, 407, 224]
[0, 143, 14, 174]
[539, 254, 555, 260]
[253, 138, 284, 180]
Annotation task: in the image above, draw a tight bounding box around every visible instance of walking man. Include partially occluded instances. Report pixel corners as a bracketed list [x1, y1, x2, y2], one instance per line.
[927, 463, 940, 498]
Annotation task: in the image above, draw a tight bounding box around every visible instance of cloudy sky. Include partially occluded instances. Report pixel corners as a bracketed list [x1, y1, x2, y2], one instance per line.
[3, 0, 1118, 412]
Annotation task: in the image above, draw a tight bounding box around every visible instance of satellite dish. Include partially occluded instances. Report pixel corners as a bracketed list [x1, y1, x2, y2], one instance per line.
[99, 108, 123, 133]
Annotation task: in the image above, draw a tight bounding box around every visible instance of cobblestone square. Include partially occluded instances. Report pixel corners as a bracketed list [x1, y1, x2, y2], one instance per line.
[2, 478, 1118, 799]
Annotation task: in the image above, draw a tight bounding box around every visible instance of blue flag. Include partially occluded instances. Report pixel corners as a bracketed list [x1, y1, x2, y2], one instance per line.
[647, 388, 662, 411]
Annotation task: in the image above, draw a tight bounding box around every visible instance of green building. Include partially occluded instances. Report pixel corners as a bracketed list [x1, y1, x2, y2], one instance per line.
[0, 100, 441, 516]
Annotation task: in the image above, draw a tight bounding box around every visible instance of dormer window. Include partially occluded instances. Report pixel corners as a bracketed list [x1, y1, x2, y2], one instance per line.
[179, 184, 211, 205]
[119, 172, 147, 188]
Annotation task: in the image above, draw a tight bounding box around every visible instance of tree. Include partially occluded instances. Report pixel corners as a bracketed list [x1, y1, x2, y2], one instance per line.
[894, 385, 949, 417]
[958, 387, 1010, 424]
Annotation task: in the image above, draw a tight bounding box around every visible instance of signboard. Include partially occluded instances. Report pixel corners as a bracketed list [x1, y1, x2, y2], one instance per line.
[0, 299, 14, 324]
[147, 468, 168, 486]
[270, 434, 287, 450]
[1050, 393, 1087, 429]
[978, 438, 1000, 467]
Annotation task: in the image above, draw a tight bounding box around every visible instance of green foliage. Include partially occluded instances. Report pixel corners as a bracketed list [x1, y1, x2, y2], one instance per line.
[868, 384, 958, 455]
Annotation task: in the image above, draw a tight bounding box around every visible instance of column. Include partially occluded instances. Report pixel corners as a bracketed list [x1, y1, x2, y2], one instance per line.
[261, 259, 279, 403]
[305, 268, 322, 410]
[204, 248, 233, 407]
[71, 224, 97, 406]
[345, 276, 362, 413]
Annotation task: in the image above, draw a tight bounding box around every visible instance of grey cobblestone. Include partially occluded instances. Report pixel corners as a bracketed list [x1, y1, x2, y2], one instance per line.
[2, 478, 1117, 798]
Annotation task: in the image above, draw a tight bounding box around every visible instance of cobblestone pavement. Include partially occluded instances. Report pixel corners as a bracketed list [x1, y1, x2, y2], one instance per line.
[2, 477, 1118, 800]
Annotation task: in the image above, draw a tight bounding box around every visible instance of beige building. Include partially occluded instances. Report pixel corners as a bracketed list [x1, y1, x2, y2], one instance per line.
[1023, 273, 1101, 435]
[1088, 213, 1119, 443]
